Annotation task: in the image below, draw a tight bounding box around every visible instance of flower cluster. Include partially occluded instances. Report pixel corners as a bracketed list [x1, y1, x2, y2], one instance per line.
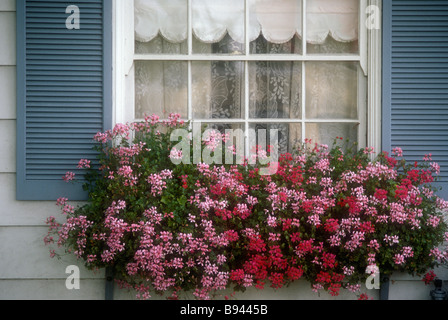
[45, 114, 448, 300]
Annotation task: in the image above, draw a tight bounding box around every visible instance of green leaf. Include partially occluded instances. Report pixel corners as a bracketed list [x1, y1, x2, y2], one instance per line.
[178, 195, 187, 207]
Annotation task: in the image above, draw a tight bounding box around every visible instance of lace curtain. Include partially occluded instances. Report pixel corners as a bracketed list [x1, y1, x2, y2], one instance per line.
[134, 0, 361, 152]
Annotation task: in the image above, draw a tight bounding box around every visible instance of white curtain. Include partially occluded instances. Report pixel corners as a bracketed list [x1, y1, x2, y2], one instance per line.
[135, 0, 359, 45]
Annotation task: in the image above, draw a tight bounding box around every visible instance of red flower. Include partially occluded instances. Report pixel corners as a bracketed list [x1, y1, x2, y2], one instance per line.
[358, 293, 371, 300]
[269, 273, 284, 289]
[316, 271, 332, 284]
[181, 175, 188, 189]
[216, 208, 233, 221]
[360, 221, 375, 234]
[407, 169, 420, 183]
[244, 255, 268, 280]
[278, 191, 288, 203]
[338, 196, 361, 215]
[395, 185, 408, 201]
[282, 218, 292, 231]
[210, 184, 227, 196]
[324, 219, 339, 233]
[247, 235, 266, 252]
[331, 273, 345, 283]
[373, 189, 388, 201]
[382, 151, 398, 168]
[329, 283, 342, 296]
[230, 269, 245, 283]
[286, 266, 304, 281]
[224, 230, 239, 242]
[322, 252, 337, 269]
[301, 200, 314, 213]
[422, 271, 437, 285]
[420, 170, 434, 184]
[290, 232, 301, 243]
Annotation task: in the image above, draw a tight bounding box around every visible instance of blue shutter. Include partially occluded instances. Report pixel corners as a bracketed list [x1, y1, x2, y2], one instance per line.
[16, 0, 112, 200]
[383, 0, 448, 199]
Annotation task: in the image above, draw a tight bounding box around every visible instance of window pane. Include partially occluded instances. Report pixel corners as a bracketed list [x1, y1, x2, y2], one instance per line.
[305, 123, 358, 147]
[249, 61, 302, 119]
[250, 123, 302, 155]
[135, 61, 188, 119]
[305, 62, 358, 120]
[192, 61, 244, 119]
[307, 0, 359, 54]
[135, 0, 188, 54]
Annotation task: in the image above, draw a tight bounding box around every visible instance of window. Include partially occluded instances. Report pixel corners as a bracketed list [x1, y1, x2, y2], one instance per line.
[116, 0, 378, 156]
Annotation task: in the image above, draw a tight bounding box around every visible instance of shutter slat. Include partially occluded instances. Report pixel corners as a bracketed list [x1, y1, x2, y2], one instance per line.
[383, 0, 448, 198]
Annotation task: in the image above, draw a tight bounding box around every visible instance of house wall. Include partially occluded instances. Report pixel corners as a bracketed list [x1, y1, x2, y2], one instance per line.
[0, 0, 444, 300]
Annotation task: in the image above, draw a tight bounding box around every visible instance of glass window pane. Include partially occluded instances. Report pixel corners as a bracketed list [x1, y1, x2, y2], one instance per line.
[305, 123, 358, 147]
[249, 61, 302, 119]
[135, 61, 188, 119]
[192, 61, 244, 119]
[307, 0, 359, 54]
[250, 123, 302, 155]
[305, 62, 358, 120]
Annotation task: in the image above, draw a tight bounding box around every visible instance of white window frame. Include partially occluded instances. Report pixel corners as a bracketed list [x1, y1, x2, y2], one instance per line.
[113, 0, 382, 154]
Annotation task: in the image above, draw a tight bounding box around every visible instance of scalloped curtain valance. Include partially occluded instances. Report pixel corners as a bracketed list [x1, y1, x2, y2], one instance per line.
[135, 0, 359, 45]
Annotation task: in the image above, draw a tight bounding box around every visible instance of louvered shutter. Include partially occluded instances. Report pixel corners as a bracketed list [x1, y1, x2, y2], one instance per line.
[383, 0, 448, 199]
[16, 0, 112, 200]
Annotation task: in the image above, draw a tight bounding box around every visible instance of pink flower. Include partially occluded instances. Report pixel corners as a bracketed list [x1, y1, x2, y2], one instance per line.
[427, 215, 441, 228]
[169, 148, 183, 161]
[62, 172, 75, 182]
[112, 123, 130, 139]
[394, 253, 405, 265]
[93, 131, 111, 143]
[384, 234, 400, 245]
[56, 197, 68, 207]
[402, 246, 414, 258]
[430, 162, 441, 175]
[392, 147, 403, 157]
[77, 159, 91, 169]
